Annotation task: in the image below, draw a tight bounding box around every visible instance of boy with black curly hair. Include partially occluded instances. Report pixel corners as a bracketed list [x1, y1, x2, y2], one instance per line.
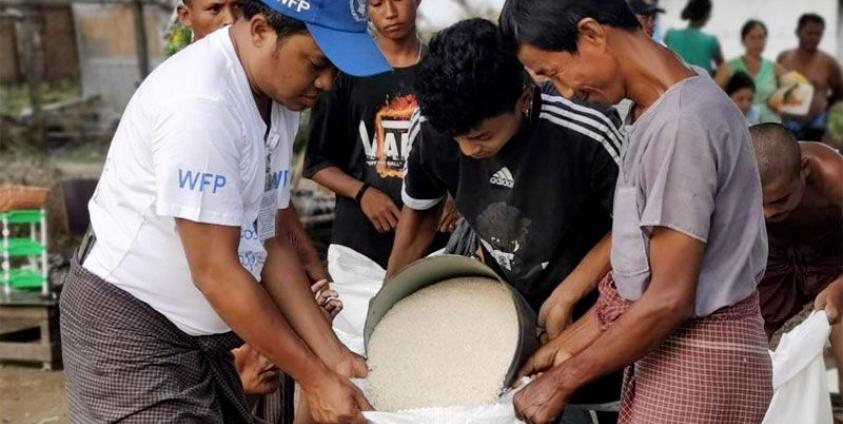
[386, 18, 624, 422]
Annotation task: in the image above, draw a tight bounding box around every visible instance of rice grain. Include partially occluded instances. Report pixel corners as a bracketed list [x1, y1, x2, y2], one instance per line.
[366, 277, 519, 412]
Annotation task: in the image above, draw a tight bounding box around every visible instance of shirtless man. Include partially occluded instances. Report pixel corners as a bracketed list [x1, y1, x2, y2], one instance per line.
[749, 123, 843, 389]
[777, 13, 843, 141]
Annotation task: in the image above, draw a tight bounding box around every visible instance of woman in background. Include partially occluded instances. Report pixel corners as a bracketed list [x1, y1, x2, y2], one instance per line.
[715, 20, 785, 123]
[664, 0, 723, 74]
[725, 71, 761, 125]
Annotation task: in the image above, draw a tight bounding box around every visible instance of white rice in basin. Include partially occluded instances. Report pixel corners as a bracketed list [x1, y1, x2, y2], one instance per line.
[366, 276, 519, 412]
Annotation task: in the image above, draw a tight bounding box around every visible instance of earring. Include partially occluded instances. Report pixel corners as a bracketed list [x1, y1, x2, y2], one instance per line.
[523, 97, 533, 119]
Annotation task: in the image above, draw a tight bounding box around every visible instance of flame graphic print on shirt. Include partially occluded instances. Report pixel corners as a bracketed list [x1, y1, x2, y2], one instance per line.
[359, 94, 418, 179]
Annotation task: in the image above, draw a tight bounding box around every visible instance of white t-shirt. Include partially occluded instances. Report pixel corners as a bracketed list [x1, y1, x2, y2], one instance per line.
[84, 27, 299, 336]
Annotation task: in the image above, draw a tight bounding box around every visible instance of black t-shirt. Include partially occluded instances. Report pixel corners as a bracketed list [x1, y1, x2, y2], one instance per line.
[404, 89, 622, 309]
[404, 89, 624, 404]
[305, 66, 445, 268]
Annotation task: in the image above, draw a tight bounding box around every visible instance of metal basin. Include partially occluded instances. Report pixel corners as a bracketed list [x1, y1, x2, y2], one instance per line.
[363, 254, 539, 390]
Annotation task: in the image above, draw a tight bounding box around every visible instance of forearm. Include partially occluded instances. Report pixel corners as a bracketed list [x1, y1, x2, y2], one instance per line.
[262, 238, 346, 365]
[277, 207, 328, 281]
[385, 206, 439, 279]
[554, 288, 692, 391]
[312, 166, 364, 200]
[551, 307, 603, 356]
[197, 265, 328, 387]
[552, 229, 704, 389]
[552, 233, 611, 304]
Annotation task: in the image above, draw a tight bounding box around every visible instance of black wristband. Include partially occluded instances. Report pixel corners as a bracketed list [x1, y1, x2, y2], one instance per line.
[354, 183, 371, 205]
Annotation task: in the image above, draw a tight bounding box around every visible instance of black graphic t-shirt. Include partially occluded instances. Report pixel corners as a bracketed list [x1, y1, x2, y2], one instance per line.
[305, 65, 444, 268]
[403, 89, 624, 404]
[404, 89, 621, 310]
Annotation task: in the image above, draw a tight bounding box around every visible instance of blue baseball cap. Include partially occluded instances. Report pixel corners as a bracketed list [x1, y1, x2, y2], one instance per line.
[258, 0, 392, 76]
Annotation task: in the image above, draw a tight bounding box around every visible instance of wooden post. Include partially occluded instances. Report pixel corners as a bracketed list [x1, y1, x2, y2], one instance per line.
[19, 5, 45, 148]
[131, 0, 150, 79]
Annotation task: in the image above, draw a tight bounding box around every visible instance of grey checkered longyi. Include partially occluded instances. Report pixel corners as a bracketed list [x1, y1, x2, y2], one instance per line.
[60, 258, 252, 423]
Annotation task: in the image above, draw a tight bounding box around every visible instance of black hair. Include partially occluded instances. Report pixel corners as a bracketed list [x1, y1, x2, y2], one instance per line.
[414, 18, 527, 137]
[680, 0, 711, 22]
[740, 19, 767, 40]
[725, 71, 755, 96]
[748, 123, 801, 183]
[241, 0, 307, 39]
[797, 13, 825, 32]
[499, 0, 640, 53]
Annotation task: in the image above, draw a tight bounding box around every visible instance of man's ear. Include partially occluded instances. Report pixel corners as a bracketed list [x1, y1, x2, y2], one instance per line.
[801, 154, 812, 180]
[249, 14, 274, 48]
[177, 4, 191, 27]
[576, 17, 607, 52]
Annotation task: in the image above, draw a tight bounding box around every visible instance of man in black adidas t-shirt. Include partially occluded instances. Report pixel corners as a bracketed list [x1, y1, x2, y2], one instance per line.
[304, 0, 452, 269]
[386, 19, 623, 420]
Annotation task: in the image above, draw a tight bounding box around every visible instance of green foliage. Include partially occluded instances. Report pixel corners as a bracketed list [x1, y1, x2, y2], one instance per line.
[164, 23, 193, 57]
[827, 102, 843, 142]
[0, 81, 80, 116]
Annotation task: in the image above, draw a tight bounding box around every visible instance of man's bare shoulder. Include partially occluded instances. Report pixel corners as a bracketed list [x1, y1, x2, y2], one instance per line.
[813, 50, 841, 67]
[801, 142, 843, 202]
[801, 141, 842, 159]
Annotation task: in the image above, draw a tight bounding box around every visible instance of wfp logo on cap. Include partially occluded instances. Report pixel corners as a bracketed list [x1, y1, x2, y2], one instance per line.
[277, 0, 310, 13]
[349, 0, 366, 22]
[260, 0, 389, 76]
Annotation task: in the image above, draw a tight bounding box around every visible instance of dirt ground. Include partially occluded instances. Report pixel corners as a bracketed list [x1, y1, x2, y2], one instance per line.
[0, 365, 67, 424]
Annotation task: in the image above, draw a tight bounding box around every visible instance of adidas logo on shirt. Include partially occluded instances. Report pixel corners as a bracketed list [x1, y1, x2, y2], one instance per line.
[490, 167, 515, 188]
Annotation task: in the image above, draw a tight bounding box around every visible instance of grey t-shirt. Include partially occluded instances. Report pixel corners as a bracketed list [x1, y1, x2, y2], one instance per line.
[611, 75, 768, 317]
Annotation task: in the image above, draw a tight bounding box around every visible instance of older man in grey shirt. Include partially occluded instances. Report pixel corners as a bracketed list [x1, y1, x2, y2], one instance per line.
[501, 0, 773, 423]
[611, 73, 768, 315]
